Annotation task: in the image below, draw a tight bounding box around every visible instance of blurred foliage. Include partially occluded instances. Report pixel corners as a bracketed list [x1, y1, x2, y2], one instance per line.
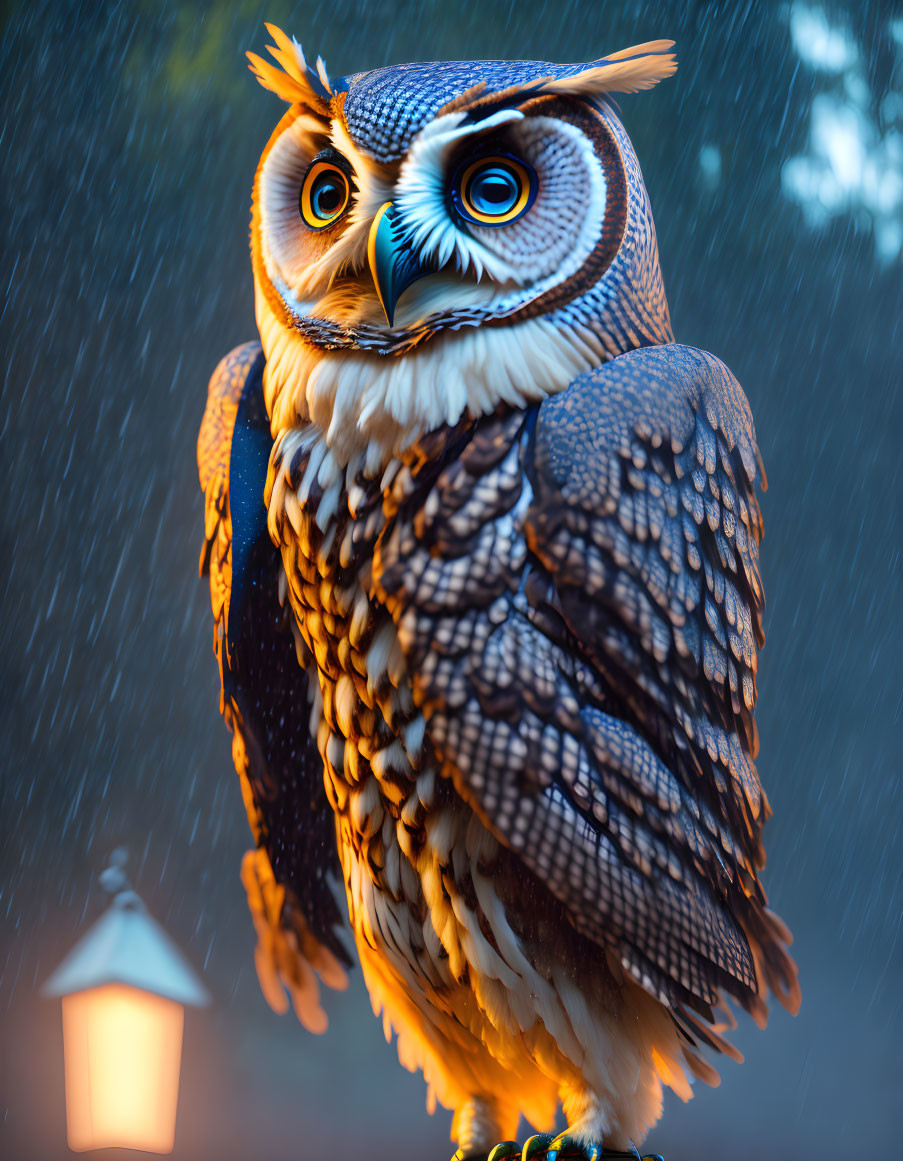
[121, 0, 291, 108]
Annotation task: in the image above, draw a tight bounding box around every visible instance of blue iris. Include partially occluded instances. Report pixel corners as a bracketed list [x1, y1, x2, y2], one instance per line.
[466, 165, 520, 216]
[311, 172, 346, 219]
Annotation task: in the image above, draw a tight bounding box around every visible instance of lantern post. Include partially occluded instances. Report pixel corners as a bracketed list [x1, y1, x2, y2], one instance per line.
[43, 851, 210, 1154]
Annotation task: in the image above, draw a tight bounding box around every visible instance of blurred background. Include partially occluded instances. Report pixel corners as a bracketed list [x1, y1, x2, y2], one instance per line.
[1, 1, 901, 1158]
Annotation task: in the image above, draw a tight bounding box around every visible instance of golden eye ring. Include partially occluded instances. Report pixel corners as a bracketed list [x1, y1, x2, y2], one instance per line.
[300, 157, 351, 231]
[451, 154, 537, 227]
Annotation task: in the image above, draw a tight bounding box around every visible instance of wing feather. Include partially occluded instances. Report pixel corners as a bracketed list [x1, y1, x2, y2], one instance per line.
[199, 344, 350, 1032]
[374, 343, 799, 1048]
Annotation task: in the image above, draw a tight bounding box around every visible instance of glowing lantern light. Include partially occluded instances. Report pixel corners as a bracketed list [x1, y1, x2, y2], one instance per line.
[43, 853, 210, 1154]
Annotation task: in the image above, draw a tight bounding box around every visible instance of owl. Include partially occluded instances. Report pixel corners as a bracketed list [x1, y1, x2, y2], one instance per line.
[198, 25, 800, 1161]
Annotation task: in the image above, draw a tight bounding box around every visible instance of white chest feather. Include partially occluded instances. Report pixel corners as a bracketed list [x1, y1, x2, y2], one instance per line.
[257, 285, 605, 473]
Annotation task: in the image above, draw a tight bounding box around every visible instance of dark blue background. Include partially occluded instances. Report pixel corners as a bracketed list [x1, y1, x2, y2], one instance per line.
[2, 2, 900, 1157]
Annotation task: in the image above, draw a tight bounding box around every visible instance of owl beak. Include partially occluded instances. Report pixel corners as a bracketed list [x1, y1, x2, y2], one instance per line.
[368, 202, 436, 326]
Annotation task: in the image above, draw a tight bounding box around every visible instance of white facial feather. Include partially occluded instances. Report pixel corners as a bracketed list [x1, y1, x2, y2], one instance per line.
[259, 112, 393, 300]
[258, 112, 328, 288]
[322, 118, 394, 278]
[393, 113, 606, 294]
[393, 109, 527, 282]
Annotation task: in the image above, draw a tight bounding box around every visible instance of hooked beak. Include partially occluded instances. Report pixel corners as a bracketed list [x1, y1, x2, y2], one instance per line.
[367, 202, 436, 327]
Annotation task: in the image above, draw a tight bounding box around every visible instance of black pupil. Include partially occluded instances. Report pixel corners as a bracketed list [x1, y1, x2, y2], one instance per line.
[468, 165, 519, 215]
[312, 171, 345, 219]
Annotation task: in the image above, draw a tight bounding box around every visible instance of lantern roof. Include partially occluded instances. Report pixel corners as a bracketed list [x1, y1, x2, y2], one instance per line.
[43, 890, 211, 1007]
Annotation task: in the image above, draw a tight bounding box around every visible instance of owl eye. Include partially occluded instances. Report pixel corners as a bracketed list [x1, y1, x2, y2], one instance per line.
[300, 153, 352, 231]
[451, 154, 537, 227]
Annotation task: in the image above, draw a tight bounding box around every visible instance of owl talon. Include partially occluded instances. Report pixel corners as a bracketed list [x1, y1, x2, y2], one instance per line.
[547, 1133, 593, 1159]
[486, 1142, 521, 1161]
[522, 1135, 556, 1159]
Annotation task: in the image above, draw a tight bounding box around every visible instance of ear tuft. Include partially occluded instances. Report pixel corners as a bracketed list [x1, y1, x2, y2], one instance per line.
[538, 40, 677, 97]
[437, 43, 677, 125]
[247, 24, 332, 113]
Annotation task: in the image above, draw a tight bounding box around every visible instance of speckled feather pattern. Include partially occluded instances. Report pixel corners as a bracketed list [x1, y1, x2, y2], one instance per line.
[373, 345, 797, 1026]
[231, 342, 798, 1145]
[341, 60, 611, 162]
[261, 387, 687, 1144]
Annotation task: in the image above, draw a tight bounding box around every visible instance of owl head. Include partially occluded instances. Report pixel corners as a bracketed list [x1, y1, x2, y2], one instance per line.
[249, 25, 676, 471]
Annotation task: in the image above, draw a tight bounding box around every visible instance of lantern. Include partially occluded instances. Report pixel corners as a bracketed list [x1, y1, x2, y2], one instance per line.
[43, 853, 210, 1154]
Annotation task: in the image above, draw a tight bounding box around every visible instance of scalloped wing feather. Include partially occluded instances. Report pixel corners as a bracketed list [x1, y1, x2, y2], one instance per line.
[198, 343, 350, 1034]
[373, 344, 799, 1066]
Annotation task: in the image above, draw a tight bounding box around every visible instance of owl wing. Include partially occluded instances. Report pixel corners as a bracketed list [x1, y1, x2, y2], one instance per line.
[199, 343, 349, 1033]
[374, 343, 799, 1047]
